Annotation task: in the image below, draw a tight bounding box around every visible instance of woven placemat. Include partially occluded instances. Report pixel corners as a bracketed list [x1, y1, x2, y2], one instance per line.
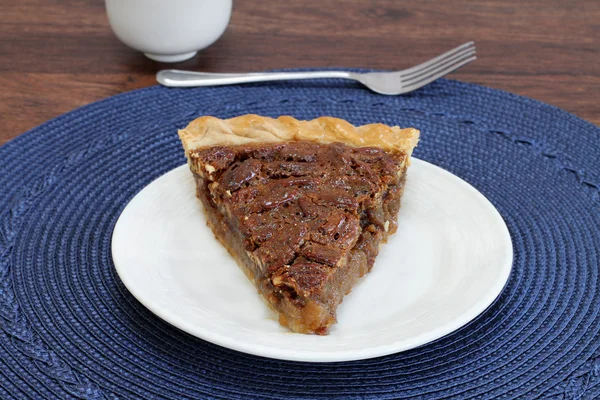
[1, 77, 599, 399]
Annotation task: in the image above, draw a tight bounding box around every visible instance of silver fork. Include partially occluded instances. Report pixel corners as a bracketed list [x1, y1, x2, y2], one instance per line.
[156, 42, 476, 95]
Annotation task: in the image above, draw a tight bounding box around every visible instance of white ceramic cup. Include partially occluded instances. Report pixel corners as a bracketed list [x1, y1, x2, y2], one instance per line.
[105, 0, 232, 63]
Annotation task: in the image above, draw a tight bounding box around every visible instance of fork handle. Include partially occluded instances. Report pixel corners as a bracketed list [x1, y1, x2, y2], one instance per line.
[156, 69, 355, 87]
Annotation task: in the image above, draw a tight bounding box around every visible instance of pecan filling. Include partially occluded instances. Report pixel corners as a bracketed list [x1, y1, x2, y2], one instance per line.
[189, 141, 407, 334]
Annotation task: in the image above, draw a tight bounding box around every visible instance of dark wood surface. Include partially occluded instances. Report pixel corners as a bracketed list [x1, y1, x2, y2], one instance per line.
[1, 0, 598, 145]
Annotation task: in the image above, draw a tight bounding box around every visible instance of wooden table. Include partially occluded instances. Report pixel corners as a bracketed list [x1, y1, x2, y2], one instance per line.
[1, 0, 598, 145]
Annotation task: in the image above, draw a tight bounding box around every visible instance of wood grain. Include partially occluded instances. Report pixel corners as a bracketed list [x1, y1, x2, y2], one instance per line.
[1, 0, 598, 145]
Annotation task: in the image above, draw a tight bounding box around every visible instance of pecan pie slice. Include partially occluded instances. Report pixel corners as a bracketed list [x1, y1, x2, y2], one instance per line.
[179, 115, 419, 335]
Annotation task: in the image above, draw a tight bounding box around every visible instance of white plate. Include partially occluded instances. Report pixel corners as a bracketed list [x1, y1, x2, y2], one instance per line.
[112, 159, 512, 362]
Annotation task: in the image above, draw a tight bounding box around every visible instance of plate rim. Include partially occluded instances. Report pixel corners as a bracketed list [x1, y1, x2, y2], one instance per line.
[112, 158, 513, 362]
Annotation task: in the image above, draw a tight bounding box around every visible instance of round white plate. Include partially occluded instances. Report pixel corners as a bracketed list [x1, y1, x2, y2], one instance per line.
[112, 159, 512, 362]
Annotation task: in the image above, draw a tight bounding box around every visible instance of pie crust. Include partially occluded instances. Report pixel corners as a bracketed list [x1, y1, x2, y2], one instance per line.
[179, 115, 419, 157]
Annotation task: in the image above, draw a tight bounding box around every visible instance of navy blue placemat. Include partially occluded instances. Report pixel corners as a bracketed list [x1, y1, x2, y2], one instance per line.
[1, 77, 599, 399]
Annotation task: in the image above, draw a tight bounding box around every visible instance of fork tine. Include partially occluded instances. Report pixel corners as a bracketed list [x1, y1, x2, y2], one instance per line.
[401, 47, 476, 81]
[398, 42, 475, 77]
[400, 56, 477, 94]
[401, 48, 476, 84]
